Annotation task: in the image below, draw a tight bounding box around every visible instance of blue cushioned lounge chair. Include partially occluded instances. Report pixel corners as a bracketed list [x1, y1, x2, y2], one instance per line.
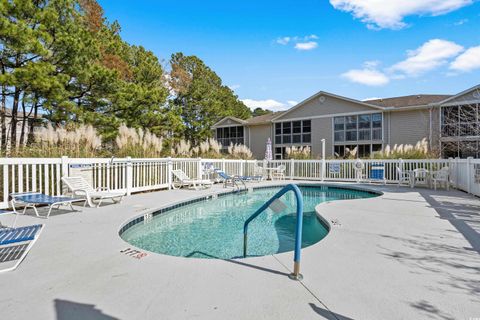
[214, 169, 258, 189]
[0, 224, 44, 273]
[10, 192, 85, 218]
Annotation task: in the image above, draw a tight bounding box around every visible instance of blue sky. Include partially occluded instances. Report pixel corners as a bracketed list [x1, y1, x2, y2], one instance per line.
[99, 0, 480, 111]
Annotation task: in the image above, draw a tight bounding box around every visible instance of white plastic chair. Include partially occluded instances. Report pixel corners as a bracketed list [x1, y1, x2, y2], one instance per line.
[396, 166, 411, 187]
[411, 168, 429, 188]
[272, 165, 286, 180]
[431, 167, 450, 190]
[62, 176, 125, 207]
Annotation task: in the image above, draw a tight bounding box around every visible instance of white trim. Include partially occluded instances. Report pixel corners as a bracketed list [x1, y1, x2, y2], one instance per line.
[212, 116, 247, 128]
[437, 84, 480, 105]
[271, 90, 385, 122]
[440, 99, 480, 107]
[272, 109, 380, 123]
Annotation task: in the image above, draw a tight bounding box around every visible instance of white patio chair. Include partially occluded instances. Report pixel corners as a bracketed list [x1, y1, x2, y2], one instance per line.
[411, 168, 429, 188]
[253, 165, 266, 181]
[61, 176, 125, 207]
[431, 167, 450, 190]
[272, 165, 286, 180]
[396, 166, 411, 187]
[171, 169, 212, 190]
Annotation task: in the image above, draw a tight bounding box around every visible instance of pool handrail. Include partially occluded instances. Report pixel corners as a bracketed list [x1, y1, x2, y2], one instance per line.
[243, 183, 304, 280]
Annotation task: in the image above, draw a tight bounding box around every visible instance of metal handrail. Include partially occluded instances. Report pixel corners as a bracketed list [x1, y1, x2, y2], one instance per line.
[243, 183, 304, 280]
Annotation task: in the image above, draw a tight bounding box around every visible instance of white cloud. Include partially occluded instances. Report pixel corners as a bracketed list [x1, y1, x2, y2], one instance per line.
[229, 84, 241, 90]
[342, 68, 390, 86]
[276, 37, 291, 45]
[342, 61, 389, 86]
[294, 41, 318, 51]
[390, 39, 464, 76]
[330, 0, 474, 29]
[241, 99, 290, 111]
[450, 46, 480, 72]
[276, 35, 319, 51]
[287, 100, 298, 106]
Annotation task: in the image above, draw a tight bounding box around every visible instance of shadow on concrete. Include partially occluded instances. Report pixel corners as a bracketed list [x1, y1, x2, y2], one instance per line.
[421, 190, 480, 255]
[185, 251, 290, 277]
[409, 300, 456, 320]
[55, 299, 119, 320]
[309, 303, 355, 320]
[374, 188, 480, 319]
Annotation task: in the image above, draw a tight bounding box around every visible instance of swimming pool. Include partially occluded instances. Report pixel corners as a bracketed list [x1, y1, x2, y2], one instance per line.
[120, 185, 379, 259]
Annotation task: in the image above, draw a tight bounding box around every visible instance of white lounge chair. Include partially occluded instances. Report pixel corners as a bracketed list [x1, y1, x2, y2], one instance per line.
[61, 176, 125, 207]
[171, 169, 212, 190]
[0, 224, 44, 273]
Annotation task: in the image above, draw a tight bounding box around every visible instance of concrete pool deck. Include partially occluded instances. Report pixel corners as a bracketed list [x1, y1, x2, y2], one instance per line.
[1, 181, 479, 320]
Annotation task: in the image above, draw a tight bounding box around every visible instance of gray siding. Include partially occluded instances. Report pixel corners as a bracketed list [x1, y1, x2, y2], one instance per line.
[389, 110, 431, 147]
[311, 117, 332, 158]
[248, 124, 272, 159]
[276, 95, 379, 121]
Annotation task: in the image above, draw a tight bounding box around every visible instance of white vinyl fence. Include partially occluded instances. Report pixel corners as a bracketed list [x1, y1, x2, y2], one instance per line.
[0, 156, 479, 209]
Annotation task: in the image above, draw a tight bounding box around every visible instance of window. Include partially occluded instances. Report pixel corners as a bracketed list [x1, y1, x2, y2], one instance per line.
[346, 130, 357, 141]
[303, 120, 311, 133]
[334, 113, 382, 143]
[358, 114, 371, 129]
[358, 129, 370, 141]
[345, 116, 357, 130]
[293, 121, 302, 133]
[334, 117, 344, 131]
[216, 126, 244, 146]
[274, 120, 311, 146]
[334, 131, 344, 142]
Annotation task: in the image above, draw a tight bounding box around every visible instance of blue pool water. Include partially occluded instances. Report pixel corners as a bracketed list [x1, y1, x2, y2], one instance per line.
[120, 185, 378, 259]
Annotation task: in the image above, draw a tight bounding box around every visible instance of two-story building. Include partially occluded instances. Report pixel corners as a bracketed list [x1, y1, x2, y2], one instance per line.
[213, 84, 480, 159]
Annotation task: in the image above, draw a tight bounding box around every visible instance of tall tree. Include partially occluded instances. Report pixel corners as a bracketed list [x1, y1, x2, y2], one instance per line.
[168, 53, 250, 143]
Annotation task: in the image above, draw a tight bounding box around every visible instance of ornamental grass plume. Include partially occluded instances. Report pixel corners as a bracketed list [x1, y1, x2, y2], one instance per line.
[285, 146, 312, 160]
[227, 143, 253, 159]
[115, 124, 163, 158]
[174, 139, 192, 157]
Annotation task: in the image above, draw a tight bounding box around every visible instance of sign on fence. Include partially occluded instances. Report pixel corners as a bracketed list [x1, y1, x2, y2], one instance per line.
[329, 163, 340, 175]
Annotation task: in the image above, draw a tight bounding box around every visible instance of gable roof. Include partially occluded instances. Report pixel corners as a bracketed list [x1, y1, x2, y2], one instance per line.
[212, 116, 247, 127]
[245, 111, 286, 125]
[365, 95, 452, 109]
[271, 90, 385, 121]
[436, 84, 480, 105]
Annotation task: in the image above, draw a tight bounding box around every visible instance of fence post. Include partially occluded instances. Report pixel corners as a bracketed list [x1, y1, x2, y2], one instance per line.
[448, 157, 454, 188]
[290, 158, 294, 180]
[222, 158, 226, 172]
[467, 157, 473, 194]
[321, 139, 326, 181]
[167, 157, 173, 190]
[61, 156, 69, 178]
[198, 158, 202, 180]
[126, 156, 133, 196]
